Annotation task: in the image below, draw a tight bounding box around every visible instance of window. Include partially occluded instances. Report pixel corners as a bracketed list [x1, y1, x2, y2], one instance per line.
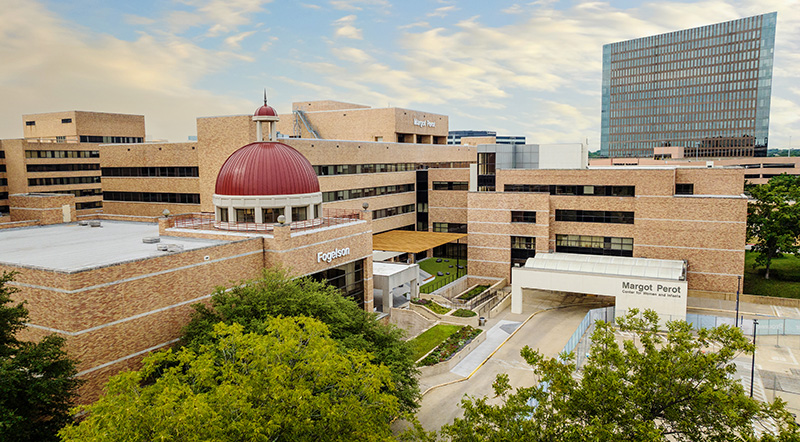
[555, 234, 633, 257]
[511, 211, 536, 223]
[432, 181, 468, 191]
[504, 184, 635, 197]
[308, 259, 365, 307]
[322, 184, 414, 202]
[25, 121, 35, 126]
[103, 192, 200, 204]
[61, 118, 72, 124]
[373, 204, 415, 220]
[29, 176, 101, 186]
[511, 236, 536, 265]
[314, 204, 322, 218]
[433, 222, 467, 233]
[101, 167, 199, 177]
[218, 207, 229, 222]
[76, 201, 102, 210]
[262, 208, 283, 223]
[292, 206, 307, 222]
[27, 163, 99, 172]
[675, 183, 694, 195]
[555, 210, 634, 224]
[236, 208, 255, 223]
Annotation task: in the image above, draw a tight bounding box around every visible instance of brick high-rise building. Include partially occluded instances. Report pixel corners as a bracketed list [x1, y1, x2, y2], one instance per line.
[600, 12, 777, 158]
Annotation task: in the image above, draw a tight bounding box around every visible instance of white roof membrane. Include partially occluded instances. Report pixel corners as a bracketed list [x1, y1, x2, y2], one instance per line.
[524, 252, 686, 281]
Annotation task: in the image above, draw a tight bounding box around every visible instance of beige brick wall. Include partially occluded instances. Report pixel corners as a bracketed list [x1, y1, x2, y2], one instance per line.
[22, 111, 145, 141]
[468, 168, 747, 295]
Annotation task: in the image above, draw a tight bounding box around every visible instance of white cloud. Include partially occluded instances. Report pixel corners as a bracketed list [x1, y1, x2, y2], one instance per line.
[329, 0, 390, 12]
[427, 5, 458, 18]
[0, 0, 253, 141]
[301, 3, 322, 9]
[333, 15, 363, 39]
[224, 30, 257, 48]
[398, 21, 430, 30]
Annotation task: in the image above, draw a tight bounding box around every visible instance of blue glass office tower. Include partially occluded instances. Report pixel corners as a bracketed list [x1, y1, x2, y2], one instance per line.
[600, 12, 776, 158]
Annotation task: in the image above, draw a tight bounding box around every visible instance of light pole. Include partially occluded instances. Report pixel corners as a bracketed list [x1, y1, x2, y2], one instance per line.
[750, 319, 759, 398]
[735, 275, 741, 327]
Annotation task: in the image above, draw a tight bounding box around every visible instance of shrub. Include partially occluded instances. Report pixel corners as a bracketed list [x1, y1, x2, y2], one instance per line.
[452, 308, 477, 317]
[458, 285, 489, 301]
[419, 326, 482, 366]
[411, 298, 451, 315]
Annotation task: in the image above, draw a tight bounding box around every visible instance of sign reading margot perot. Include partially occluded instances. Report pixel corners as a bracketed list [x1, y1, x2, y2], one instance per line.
[621, 281, 683, 298]
[317, 247, 350, 263]
[413, 118, 436, 128]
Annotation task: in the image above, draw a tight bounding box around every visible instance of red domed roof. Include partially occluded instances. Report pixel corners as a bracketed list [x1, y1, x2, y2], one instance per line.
[215, 142, 320, 196]
[254, 104, 278, 117]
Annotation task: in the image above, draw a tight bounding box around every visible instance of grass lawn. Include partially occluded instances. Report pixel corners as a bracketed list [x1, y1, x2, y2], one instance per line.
[418, 257, 466, 292]
[744, 251, 800, 299]
[458, 285, 489, 300]
[409, 324, 463, 361]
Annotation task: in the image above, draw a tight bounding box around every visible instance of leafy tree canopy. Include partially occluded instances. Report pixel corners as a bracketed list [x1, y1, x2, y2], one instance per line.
[0, 271, 82, 442]
[747, 173, 800, 279]
[60, 319, 402, 442]
[183, 268, 419, 412]
[429, 309, 800, 442]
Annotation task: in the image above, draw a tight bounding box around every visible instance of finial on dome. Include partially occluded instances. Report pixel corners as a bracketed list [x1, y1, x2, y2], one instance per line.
[264, 88, 268, 106]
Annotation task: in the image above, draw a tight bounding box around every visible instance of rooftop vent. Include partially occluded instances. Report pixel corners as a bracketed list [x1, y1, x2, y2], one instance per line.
[142, 237, 160, 244]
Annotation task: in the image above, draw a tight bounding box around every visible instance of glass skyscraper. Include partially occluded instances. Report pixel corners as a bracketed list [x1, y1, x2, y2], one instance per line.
[600, 12, 776, 158]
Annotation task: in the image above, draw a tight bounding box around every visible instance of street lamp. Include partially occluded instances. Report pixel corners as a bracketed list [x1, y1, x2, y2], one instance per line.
[735, 275, 741, 327]
[750, 319, 759, 398]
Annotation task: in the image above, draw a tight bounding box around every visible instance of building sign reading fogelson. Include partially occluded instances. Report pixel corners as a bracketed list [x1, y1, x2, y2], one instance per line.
[317, 247, 350, 263]
[413, 118, 436, 128]
[620, 281, 682, 298]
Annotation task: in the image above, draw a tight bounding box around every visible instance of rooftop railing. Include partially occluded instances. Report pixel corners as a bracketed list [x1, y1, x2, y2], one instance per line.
[168, 208, 363, 233]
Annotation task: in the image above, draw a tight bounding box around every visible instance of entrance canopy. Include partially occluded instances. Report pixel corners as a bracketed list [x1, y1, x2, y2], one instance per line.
[372, 230, 467, 254]
[512, 253, 688, 322]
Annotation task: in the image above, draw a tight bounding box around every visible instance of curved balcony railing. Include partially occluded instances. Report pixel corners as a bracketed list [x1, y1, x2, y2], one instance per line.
[168, 208, 363, 232]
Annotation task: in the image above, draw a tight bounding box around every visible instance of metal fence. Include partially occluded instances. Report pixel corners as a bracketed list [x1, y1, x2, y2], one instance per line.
[167, 208, 362, 232]
[420, 269, 467, 294]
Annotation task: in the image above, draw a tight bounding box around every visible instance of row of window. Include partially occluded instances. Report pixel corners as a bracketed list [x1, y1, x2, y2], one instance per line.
[432, 181, 469, 191]
[0, 192, 7, 200]
[29, 176, 101, 186]
[0, 205, 7, 214]
[0, 150, 5, 158]
[219, 205, 317, 224]
[0, 164, 5, 172]
[432, 222, 467, 233]
[322, 184, 414, 203]
[504, 184, 636, 197]
[26, 163, 99, 173]
[45, 189, 103, 197]
[556, 234, 634, 257]
[76, 201, 103, 210]
[79, 136, 144, 144]
[0, 178, 6, 186]
[373, 204, 415, 220]
[103, 192, 200, 204]
[313, 162, 471, 177]
[101, 167, 199, 177]
[25, 150, 99, 158]
[511, 236, 537, 264]
[609, 15, 763, 57]
[556, 210, 635, 224]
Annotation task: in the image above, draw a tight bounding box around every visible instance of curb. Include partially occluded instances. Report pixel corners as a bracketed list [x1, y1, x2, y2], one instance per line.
[419, 302, 605, 397]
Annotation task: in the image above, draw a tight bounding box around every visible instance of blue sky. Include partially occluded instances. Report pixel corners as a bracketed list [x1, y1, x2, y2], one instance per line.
[2, 0, 799, 151]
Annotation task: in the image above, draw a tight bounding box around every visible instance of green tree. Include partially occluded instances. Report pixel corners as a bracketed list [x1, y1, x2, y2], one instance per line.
[60, 319, 403, 442]
[747, 174, 800, 279]
[183, 268, 419, 412]
[0, 271, 82, 442]
[436, 309, 800, 442]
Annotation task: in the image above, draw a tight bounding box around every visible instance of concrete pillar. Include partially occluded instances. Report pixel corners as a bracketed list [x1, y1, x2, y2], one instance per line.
[511, 267, 523, 314]
[255, 207, 263, 224]
[228, 207, 235, 223]
[410, 278, 418, 300]
[256, 121, 263, 142]
[284, 205, 292, 223]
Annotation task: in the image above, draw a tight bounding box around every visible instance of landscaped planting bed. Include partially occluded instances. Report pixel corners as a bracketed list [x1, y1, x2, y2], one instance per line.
[452, 308, 477, 317]
[458, 285, 489, 300]
[408, 324, 462, 361]
[412, 298, 451, 315]
[419, 325, 482, 366]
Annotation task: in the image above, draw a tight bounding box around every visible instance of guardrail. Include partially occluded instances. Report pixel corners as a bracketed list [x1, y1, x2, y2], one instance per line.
[167, 208, 362, 232]
[420, 269, 466, 294]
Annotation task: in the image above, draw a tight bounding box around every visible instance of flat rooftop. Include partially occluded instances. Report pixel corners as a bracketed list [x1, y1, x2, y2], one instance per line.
[0, 221, 227, 273]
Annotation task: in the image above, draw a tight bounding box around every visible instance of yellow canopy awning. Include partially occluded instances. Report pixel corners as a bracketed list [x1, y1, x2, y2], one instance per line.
[372, 230, 467, 254]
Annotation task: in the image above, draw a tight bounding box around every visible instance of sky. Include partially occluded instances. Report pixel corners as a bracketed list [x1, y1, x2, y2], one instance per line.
[1, 0, 799, 151]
